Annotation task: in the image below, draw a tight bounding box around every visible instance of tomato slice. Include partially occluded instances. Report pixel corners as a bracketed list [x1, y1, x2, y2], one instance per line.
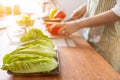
[54, 10, 66, 19]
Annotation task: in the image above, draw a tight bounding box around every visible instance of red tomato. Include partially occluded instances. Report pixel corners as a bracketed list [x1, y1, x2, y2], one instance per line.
[53, 10, 66, 19]
[48, 26, 61, 35]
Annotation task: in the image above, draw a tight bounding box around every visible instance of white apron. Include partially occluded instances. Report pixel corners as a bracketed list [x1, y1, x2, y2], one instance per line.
[86, 0, 120, 73]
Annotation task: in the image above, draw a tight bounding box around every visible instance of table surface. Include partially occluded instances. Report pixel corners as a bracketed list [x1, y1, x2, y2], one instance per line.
[0, 16, 120, 80]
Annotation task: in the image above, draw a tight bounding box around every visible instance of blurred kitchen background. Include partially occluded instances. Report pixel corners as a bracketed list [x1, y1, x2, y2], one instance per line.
[0, 0, 87, 18]
[0, 0, 88, 39]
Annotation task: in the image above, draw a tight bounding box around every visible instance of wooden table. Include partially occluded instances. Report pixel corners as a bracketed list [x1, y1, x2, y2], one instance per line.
[0, 29, 120, 80]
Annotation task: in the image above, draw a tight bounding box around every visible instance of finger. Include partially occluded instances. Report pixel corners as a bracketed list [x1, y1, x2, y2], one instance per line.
[73, 13, 79, 17]
[50, 23, 60, 30]
[71, 12, 79, 19]
[59, 27, 66, 34]
[65, 32, 70, 36]
[60, 30, 66, 35]
[51, 22, 64, 28]
[60, 31, 69, 37]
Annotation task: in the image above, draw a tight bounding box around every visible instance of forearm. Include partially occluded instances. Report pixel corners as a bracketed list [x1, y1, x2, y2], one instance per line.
[76, 10, 120, 29]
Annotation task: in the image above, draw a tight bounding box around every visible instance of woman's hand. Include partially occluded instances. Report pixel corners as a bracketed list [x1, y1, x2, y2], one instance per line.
[51, 21, 80, 36]
[50, 9, 120, 37]
[70, 4, 86, 20]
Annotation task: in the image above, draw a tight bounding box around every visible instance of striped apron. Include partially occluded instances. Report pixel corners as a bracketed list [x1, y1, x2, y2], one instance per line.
[86, 0, 120, 73]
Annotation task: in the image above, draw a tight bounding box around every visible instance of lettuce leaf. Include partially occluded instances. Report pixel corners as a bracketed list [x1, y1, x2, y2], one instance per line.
[2, 57, 58, 73]
[21, 39, 54, 49]
[20, 28, 51, 43]
[2, 28, 58, 73]
[3, 44, 56, 64]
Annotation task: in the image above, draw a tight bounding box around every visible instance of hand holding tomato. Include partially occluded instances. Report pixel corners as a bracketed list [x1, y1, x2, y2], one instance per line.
[50, 26, 61, 35]
[47, 25, 61, 35]
[45, 9, 66, 35]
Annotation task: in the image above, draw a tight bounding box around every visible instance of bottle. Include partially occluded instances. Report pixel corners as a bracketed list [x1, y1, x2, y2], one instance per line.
[13, 4, 21, 15]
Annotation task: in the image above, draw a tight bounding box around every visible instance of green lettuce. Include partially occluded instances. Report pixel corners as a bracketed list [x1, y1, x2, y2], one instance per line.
[2, 57, 57, 73]
[21, 39, 54, 49]
[20, 28, 51, 43]
[3, 44, 56, 64]
[1, 28, 58, 73]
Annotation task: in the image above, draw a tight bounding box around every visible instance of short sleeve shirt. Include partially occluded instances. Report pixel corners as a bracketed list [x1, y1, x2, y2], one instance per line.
[112, 0, 120, 17]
